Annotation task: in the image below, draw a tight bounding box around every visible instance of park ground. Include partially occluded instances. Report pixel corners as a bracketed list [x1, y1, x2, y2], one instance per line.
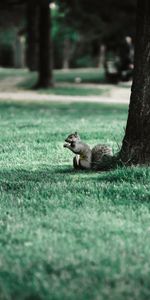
[0, 68, 150, 300]
[0, 67, 131, 103]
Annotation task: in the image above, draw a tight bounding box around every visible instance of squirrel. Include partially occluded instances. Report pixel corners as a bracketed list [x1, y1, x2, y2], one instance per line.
[63, 132, 113, 170]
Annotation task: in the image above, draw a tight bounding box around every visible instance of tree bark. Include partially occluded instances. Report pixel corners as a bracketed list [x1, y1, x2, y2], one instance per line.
[26, 0, 39, 71]
[14, 34, 26, 68]
[120, 0, 150, 165]
[62, 38, 71, 69]
[97, 44, 106, 68]
[36, 0, 53, 88]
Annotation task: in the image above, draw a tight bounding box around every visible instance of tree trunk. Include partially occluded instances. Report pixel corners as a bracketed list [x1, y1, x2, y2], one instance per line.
[36, 0, 53, 88]
[120, 0, 150, 165]
[97, 44, 106, 69]
[14, 34, 26, 68]
[26, 0, 39, 71]
[62, 38, 71, 69]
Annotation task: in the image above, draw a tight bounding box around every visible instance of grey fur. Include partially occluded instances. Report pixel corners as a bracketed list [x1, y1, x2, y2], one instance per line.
[64, 132, 113, 170]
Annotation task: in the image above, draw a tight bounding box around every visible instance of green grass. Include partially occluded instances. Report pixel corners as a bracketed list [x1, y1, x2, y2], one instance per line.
[54, 68, 105, 83]
[18, 68, 107, 96]
[0, 68, 28, 79]
[0, 68, 108, 96]
[0, 101, 150, 300]
[20, 77, 108, 96]
[37, 86, 108, 96]
[0, 67, 105, 83]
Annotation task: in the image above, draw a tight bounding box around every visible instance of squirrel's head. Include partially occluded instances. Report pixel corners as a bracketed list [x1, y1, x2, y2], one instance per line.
[65, 132, 80, 144]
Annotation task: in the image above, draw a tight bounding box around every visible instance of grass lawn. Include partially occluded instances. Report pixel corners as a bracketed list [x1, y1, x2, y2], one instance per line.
[0, 101, 150, 300]
[0, 68, 109, 97]
[0, 67, 105, 83]
[19, 68, 108, 96]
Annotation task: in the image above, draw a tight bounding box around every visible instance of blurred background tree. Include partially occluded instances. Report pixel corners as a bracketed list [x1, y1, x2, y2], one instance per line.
[0, 0, 53, 87]
[58, 0, 136, 66]
[0, 0, 25, 68]
[26, 0, 53, 87]
[51, 3, 79, 69]
[0, 0, 137, 87]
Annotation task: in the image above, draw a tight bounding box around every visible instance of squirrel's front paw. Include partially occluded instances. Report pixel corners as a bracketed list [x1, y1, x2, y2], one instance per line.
[63, 143, 68, 148]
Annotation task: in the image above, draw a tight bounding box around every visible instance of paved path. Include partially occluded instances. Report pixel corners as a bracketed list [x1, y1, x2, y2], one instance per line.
[0, 91, 130, 104]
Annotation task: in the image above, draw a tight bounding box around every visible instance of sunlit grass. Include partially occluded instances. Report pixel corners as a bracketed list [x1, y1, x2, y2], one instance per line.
[0, 101, 150, 300]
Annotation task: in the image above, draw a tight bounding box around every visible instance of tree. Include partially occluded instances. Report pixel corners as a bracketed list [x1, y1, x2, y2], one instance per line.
[26, 0, 53, 88]
[51, 4, 79, 69]
[57, 0, 136, 70]
[26, 0, 39, 71]
[36, 0, 53, 87]
[0, 0, 53, 88]
[58, 0, 136, 47]
[0, 0, 26, 68]
[120, 0, 150, 165]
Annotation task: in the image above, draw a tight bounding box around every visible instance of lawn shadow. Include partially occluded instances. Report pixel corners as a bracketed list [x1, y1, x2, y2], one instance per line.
[85, 166, 150, 185]
[0, 164, 84, 187]
[1, 164, 149, 186]
[0, 165, 150, 204]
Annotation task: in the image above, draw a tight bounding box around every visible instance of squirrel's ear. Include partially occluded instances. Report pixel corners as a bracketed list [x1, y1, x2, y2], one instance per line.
[75, 131, 78, 136]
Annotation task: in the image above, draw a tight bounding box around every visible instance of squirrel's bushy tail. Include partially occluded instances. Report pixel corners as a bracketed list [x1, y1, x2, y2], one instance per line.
[91, 144, 116, 170]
